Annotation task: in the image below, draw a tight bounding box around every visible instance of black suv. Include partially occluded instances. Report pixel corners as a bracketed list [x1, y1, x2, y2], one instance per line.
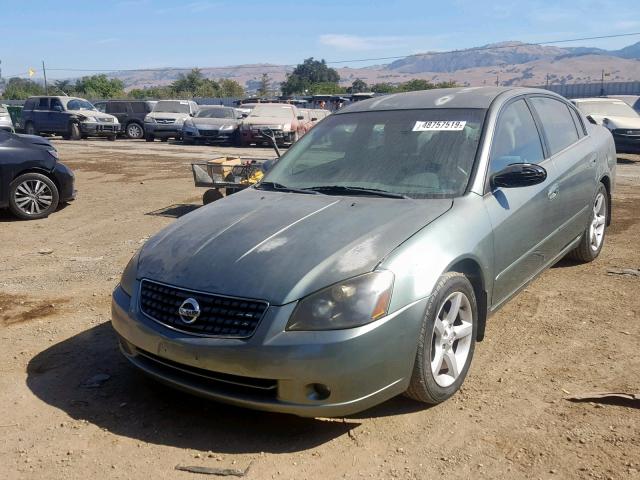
[22, 96, 120, 140]
[94, 100, 155, 139]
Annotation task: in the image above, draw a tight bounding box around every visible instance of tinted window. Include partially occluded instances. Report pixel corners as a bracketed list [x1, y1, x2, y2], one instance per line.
[131, 102, 148, 113]
[489, 99, 544, 175]
[530, 97, 579, 155]
[38, 98, 49, 109]
[108, 102, 127, 114]
[50, 98, 63, 111]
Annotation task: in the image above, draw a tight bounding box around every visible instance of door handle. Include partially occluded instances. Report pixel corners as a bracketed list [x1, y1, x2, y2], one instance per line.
[548, 184, 560, 200]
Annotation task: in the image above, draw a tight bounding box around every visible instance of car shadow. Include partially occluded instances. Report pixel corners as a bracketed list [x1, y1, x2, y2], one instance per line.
[26, 322, 364, 453]
[552, 257, 583, 269]
[0, 202, 71, 223]
[617, 156, 639, 165]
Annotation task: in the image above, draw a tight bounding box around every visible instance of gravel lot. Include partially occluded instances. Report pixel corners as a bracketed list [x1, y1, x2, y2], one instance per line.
[1, 139, 639, 480]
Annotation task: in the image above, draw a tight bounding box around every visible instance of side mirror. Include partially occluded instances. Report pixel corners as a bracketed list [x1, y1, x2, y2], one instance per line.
[241, 113, 248, 118]
[297, 115, 304, 120]
[311, 117, 318, 121]
[491, 163, 547, 189]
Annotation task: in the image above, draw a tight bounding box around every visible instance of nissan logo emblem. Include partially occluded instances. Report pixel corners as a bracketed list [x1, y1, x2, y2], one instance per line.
[178, 297, 201, 324]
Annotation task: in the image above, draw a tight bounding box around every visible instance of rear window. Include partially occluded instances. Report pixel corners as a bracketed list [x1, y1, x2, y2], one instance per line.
[529, 97, 579, 155]
[131, 102, 149, 113]
[108, 102, 127, 114]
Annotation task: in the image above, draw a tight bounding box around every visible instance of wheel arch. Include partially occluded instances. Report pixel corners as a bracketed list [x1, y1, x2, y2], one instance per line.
[446, 257, 488, 342]
[13, 167, 60, 192]
[599, 175, 612, 226]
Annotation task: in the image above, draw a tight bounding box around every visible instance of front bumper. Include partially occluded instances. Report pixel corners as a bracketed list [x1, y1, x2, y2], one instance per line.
[183, 126, 237, 142]
[111, 283, 427, 417]
[80, 121, 120, 136]
[612, 132, 640, 153]
[52, 162, 76, 202]
[145, 122, 183, 138]
[241, 128, 295, 144]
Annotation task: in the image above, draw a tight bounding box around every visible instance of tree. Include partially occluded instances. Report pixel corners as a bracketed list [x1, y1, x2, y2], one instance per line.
[218, 79, 245, 97]
[397, 79, 437, 92]
[1, 78, 45, 100]
[348, 78, 368, 94]
[52, 79, 73, 95]
[281, 58, 340, 96]
[257, 73, 272, 97]
[170, 68, 220, 97]
[73, 75, 125, 98]
[370, 82, 397, 94]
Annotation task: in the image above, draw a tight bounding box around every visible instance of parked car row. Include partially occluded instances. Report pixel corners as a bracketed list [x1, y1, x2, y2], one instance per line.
[18, 96, 331, 147]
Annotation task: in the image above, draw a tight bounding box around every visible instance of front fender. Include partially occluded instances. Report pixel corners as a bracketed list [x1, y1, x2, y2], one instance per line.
[379, 193, 494, 314]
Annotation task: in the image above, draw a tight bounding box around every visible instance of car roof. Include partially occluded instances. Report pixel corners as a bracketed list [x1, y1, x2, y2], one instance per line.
[336, 87, 559, 114]
[572, 97, 626, 104]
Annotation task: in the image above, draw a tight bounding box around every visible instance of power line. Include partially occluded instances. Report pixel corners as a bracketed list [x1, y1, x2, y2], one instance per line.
[4, 31, 640, 77]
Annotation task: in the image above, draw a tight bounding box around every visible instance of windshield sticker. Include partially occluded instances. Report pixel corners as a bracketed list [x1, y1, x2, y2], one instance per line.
[412, 121, 466, 131]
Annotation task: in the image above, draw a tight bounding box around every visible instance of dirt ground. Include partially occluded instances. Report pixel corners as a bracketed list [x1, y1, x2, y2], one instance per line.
[0, 139, 638, 480]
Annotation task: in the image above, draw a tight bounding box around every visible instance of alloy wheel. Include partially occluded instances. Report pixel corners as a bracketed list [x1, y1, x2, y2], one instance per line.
[589, 192, 606, 251]
[430, 291, 474, 387]
[127, 123, 143, 139]
[14, 179, 53, 216]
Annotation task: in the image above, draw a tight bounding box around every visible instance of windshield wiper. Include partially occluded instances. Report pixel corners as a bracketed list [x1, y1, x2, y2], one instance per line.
[255, 181, 318, 195]
[304, 185, 408, 199]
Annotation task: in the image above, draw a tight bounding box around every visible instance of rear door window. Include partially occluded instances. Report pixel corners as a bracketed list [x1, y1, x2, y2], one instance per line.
[489, 99, 544, 175]
[529, 97, 579, 155]
[131, 102, 148, 113]
[108, 103, 127, 114]
[38, 98, 49, 110]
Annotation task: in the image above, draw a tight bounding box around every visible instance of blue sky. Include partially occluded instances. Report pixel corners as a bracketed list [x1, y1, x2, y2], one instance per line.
[1, 0, 639, 79]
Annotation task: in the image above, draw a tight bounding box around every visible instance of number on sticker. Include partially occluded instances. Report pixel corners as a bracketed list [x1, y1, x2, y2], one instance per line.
[412, 121, 466, 131]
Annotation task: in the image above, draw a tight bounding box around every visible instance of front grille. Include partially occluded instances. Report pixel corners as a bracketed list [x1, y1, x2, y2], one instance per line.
[199, 130, 220, 137]
[156, 118, 175, 124]
[139, 279, 268, 338]
[133, 347, 278, 398]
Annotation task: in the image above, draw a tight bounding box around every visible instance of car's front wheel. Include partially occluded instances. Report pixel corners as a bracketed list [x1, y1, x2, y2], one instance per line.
[406, 272, 477, 404]
[8, 173, 60, 220]
[126, 122, 144, 139]
[568, 183, 608, 262]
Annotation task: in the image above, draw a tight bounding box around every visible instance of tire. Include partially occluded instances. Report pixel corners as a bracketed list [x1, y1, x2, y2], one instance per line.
[8, 173, 60, 220]
[183, 137, 194, 145]
[68, 122, 81, 140]
[145, 135, 155, 142]
[202, 189, 224, 205]
[25, 122, 37, 136]
[107, 135, 117, 141]
[567, 183, 608, 262]
[405, 272, 478, 405]
[125, 122, 144, 140]
[160, 137, 168, 143]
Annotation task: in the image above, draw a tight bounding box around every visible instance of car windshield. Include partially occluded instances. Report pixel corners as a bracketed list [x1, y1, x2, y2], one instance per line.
[153, 101, 191, 114]
[197, 108, 235, 119]
[262, 108, 485, 199]
[248, 105, 295, 119]
[577, 101, 639, 118]
[66, 99, 96, 111]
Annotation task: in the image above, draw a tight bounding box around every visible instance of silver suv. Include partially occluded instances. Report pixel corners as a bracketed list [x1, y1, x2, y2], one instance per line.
[144, 100, 198, 142]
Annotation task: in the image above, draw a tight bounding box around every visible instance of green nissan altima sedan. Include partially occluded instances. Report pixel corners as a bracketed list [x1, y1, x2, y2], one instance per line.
[112, 87, 616, 417]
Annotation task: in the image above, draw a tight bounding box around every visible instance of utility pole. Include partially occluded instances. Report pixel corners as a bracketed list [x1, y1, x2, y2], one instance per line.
[495, 74, 499, 86]
[546, 73, 550, 88]
[42, 60, 48, 95]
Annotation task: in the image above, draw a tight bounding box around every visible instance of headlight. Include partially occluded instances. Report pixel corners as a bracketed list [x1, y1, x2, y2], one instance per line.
[144, 116, 156, 123]
[220, 124, 235, 131]
[286, 271, 394, 331]
[120, 248, 142, 296]
[47, 149, 59, 160]
[84, 116, 98, 122]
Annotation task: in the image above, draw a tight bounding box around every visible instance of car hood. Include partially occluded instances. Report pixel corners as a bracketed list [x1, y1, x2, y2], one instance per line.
[590, 114, 640, 129]
[67, 110, 118, 122]
[148, 111, 191, 120]
[193, 118, 239, 127]
[243, 115, 292, 127]
[138, 188, 452, 305]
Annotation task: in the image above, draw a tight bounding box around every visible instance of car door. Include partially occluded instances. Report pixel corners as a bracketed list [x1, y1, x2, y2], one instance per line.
[49, 98, 67, 133]
[483, 97, 559, 308]
[528, 96, 597, 252]
[34, 97, 50, 132]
